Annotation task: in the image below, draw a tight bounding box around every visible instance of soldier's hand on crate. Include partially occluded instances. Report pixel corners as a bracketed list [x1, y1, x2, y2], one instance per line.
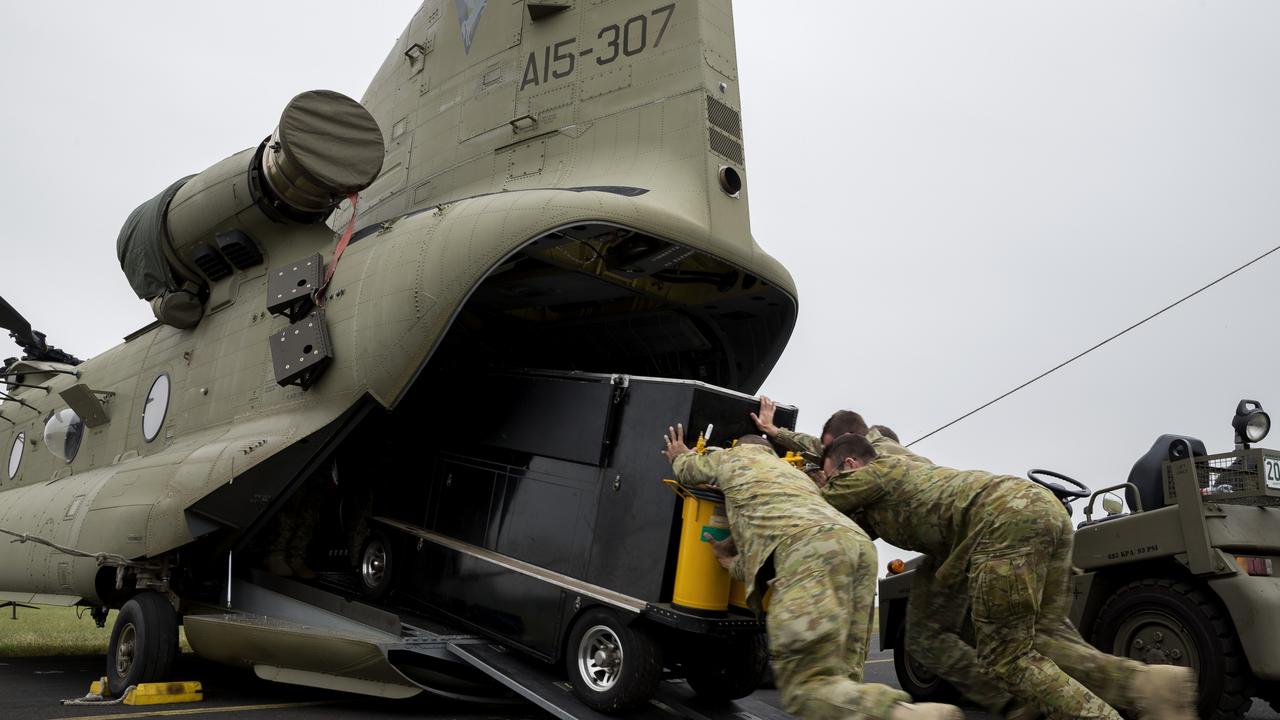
[703, 532, 738, 569]
[663, 423, 693, 463]
[751, 396, 780, 438]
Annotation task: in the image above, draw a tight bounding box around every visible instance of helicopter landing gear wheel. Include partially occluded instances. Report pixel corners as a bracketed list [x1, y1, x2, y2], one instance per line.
[565, 608, 662, 712]
[106, 592, 179, 697]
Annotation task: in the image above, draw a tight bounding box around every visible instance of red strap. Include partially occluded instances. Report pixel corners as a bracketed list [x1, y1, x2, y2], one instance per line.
[314, 192, 359, 307]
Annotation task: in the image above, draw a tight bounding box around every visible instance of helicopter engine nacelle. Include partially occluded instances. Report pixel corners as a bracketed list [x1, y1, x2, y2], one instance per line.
[117, 90, 384, 329]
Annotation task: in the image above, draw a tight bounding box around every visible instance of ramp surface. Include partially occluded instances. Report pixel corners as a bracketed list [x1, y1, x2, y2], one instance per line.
[448, 640, 792, 720]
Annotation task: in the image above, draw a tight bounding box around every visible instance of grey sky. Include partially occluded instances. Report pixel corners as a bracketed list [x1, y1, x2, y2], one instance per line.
[3, 2, 1279, 562]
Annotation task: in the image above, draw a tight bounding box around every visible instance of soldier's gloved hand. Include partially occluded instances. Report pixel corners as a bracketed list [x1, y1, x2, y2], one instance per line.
[751, 396, 780, 437]
[703, 532, 738, 570]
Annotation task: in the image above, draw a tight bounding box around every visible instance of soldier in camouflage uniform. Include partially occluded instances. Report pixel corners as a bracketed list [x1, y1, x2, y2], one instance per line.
[753, 399, 1025, 717]
[663, 425, 961, 720]
[820, 433, 1197, 720]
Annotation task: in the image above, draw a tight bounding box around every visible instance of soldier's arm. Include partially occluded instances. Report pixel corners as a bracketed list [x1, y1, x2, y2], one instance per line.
[728, 552, 748, 583]
[773, 428, 823, 456]
[672, 451, 721, 487]
[822, 465, 888, 514]
[851, 511, 880, 541]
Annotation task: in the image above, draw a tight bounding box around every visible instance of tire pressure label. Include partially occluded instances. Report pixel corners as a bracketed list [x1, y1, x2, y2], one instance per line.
[1265, 457, 1280, 490]
[520, 4, 676, 91]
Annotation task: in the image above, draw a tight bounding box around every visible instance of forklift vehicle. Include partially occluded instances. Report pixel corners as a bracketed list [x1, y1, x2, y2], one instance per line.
[880, 399, 1280, 719]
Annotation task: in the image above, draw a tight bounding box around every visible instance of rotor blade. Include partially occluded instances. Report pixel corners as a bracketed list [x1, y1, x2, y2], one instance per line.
[0, 296, 33, 336]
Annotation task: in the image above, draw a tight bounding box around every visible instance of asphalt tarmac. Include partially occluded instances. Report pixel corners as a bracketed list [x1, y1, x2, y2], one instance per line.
[1, 641, 1276, 720]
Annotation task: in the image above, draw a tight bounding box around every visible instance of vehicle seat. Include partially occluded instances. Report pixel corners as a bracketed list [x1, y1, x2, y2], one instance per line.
[1126, 434, 1207, 510]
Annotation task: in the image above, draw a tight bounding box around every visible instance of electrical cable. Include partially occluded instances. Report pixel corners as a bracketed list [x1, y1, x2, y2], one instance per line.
[908, 243, 1280, 447]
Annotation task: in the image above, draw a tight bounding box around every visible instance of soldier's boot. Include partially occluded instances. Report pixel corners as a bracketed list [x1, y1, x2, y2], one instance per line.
[889, 702, 964, 720]
[264, 551, 294, 577]
[1128, 664, 1196, 720]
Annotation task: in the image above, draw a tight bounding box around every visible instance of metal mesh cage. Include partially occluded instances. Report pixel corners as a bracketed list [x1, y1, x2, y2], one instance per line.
[1163, 449, 1280, 506]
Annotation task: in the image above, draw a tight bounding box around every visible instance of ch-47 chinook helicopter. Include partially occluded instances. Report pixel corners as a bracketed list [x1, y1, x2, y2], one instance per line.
[0, 0, 800, 715]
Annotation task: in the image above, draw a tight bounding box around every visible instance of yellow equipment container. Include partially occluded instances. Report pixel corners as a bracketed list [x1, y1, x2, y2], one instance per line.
[665, 481, 732, 613]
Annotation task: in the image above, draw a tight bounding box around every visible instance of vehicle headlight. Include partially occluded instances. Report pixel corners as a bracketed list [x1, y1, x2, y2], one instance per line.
[1233, 400, 1270, 445]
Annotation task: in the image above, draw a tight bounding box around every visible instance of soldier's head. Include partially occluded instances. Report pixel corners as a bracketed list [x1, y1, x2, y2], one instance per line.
[870, 424, 900, 443]
[736, 434, 771, 448]
[821, 433, 877, 477]
[820, 410, 869, 446]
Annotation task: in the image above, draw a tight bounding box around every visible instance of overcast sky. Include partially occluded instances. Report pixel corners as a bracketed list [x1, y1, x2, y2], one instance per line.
[3, 2, 1279, 562]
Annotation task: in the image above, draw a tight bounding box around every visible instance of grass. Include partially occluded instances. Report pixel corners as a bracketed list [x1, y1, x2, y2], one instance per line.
[0, 605, 190, 657]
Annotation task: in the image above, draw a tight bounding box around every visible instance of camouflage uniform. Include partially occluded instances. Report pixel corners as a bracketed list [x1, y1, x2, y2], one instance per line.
[824, 455, 1147, 720]
[773, 427, 929, 465]
[777, 427, 1017, 712]
[673, 444, 910, 720]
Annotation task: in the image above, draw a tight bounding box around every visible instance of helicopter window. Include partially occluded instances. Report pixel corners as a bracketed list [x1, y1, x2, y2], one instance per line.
[7, 432, 23, 479]
[44, 409, 84, 464]
[142, 374, 170, 443]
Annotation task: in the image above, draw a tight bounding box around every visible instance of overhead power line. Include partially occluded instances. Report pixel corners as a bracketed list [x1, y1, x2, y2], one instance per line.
[908, 243, 1280, 448]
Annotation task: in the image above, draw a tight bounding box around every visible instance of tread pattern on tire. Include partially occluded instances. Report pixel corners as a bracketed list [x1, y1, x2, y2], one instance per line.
[565, 607, 663, 713]
[107, 593, 179, 696]
[1091, 577, 1251, 720]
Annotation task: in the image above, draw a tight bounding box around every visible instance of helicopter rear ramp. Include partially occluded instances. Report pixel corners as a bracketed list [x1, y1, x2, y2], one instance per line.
[184, 574, 790, 720]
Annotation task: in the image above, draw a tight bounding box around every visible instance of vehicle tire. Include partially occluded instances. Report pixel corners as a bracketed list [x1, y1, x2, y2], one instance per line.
[684, 633, 769, 702]
[1090, 578, 1252, 720]
[106, 592, 179, 697]
[564, 607, 663, 712]
[358, 529, 396, 601]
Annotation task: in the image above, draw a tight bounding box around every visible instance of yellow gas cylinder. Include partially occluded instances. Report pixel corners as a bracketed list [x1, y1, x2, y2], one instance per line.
[664, 480, 732, 614]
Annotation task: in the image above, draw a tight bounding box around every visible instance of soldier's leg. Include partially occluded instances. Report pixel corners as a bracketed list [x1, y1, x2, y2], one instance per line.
[842, 532, 877, 683]
[1031, 514, 1194, 718]
[969, 526, 1121, 720]
[769, 526, 912, 720]
[904, 560, 1014, 714]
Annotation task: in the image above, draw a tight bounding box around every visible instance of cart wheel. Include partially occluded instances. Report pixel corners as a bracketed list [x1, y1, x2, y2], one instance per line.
[565, 608, 663, 712]
[684, 633, 769, 702]
[1091, 578, 1251, 720]
[106, 592, 179, 697]
[358, 529, 396, 601]
[892, 620, 959, 703]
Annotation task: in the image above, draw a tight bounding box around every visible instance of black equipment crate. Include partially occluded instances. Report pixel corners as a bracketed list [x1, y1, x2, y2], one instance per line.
[404, 370, 796, 658]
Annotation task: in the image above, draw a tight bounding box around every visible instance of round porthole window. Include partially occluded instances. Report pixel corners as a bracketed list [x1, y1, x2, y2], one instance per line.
[7, 432, 24, 479]
[142, 374, 170, 443]
[44, 409, 84, 464]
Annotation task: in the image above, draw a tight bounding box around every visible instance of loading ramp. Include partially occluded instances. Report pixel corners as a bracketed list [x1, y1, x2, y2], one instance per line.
[183, 572, 789, 720]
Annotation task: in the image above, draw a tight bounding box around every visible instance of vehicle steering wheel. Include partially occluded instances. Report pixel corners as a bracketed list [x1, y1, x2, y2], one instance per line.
[1027, 468, 1091, 500]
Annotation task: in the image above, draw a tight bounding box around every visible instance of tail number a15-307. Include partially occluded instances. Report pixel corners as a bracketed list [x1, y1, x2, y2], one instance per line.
[521, 4, 676, 91]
